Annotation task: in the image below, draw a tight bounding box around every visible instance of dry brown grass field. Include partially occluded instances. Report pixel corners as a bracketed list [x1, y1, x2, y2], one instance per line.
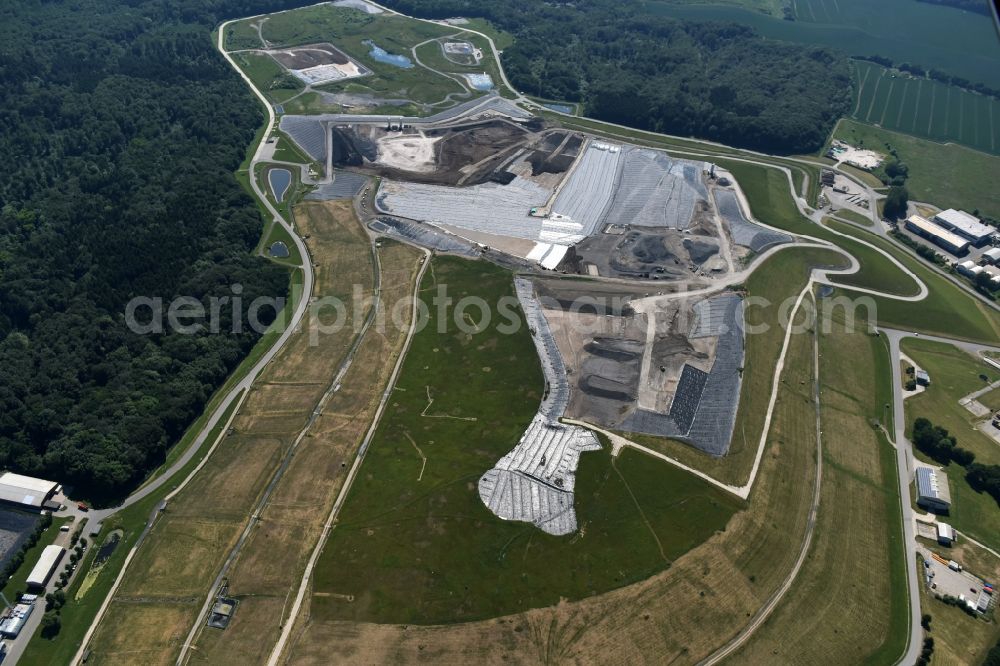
[189, 239, 424, 663]
[85, 200, 379, 663]
[281, 284, 821, 664]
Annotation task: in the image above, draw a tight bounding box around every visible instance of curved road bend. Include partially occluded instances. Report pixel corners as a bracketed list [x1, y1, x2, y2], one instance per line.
[65, 17, 316, 666]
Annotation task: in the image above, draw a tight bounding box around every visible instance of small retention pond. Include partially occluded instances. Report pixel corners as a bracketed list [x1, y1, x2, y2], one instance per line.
[269, 241, 290, 258]
[363, 40, 413, 68]
[268, 167, 292, 203]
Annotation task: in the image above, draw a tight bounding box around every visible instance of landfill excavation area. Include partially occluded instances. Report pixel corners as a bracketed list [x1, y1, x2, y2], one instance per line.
[282, 97, 795, 529]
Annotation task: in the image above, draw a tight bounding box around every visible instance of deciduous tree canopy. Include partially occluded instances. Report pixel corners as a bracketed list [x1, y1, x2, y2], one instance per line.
[383, 0, 853, 153]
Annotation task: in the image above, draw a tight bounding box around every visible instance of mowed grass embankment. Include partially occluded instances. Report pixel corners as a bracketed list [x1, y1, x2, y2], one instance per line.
[309, 255, 742, 625]
[288, 271, 822, 664]
[190, 239, 425, 663]
[619, 245, 845, 485]
[901, 339, 1000, 553]
[822, 218, 921, 297]
[733, 319, 908, 664]
[833, 118, 1000, 218]
[829, 227, 1000, 344]
[226, 4, 467, 107]
[83, 200, 377, 662]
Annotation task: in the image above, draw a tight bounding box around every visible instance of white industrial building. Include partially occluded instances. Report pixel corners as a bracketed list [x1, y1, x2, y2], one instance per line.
[905, 215, 969, 256]
[916, 467, 952, 512]
[982, 248, 1000, 265]
[0, 472, 60, 510]
[937, 521, 956, 546]
[26, 545, 65, 589]
[933, 209, 994, 247]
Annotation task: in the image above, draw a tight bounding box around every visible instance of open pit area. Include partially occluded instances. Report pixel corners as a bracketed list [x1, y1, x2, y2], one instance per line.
[541, 280, 745, 456]
[267, 43, 371, 85]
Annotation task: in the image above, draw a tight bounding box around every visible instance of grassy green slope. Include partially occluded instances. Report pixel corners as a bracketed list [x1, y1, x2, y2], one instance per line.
[311, 256, 742, 624]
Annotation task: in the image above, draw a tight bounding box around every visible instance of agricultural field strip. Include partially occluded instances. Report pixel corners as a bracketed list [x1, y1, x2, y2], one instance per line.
[174, 232, 382, 662]
[265, 246, 430, 666]
[851, 60, 999, 155]
[68, 17, 318, 665]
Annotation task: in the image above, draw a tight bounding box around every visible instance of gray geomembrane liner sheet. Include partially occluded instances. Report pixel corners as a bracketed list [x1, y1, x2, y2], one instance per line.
[377, 177, 552, 243]
[714, 188, 792, 253]
[305, 171, 367, 199]
[622, 293, 744, 455]
[368, 217, 479, 256]
[477, 278, 600, 535]
[550, 143, 623, 236]
[601, 148, 707, 230]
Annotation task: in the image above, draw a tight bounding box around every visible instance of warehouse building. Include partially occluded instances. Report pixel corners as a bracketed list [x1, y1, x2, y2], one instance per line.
[26, 545, 65, 589]
[933, 209, 994, 247]
[916, 467, 952, 512]
[0, 472, 60, 510]
[982, 248, 1000, 265]
[905, 215, 970, 256]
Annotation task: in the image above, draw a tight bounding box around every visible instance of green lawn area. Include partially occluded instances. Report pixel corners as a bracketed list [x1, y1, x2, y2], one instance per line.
[310, 256, 742, 625]
[230, 52, 304, 104]
[832, 118, 1000, 218]
[715, 159, 835, 240]
[829, 227, 1000, 343]
[823, 219, 920, 297]
[831, 207, 873, 227]
[226, 4, 469, 107]
[902, 338, 1000, 551]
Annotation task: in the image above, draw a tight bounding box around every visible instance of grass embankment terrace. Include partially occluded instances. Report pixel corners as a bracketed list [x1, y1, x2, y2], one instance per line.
[311, 255, 743, 624]
[733, 317, 907, 664]
[190, 238, 425, 662]
[79, 200, 377, 662]
[822, 218, 921, 297]
[902, 339, 1000, 553]
[716, 159, 1000, 344]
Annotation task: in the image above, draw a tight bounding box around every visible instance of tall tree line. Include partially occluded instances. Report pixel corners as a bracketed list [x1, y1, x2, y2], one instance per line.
[0, 0, 318, 503]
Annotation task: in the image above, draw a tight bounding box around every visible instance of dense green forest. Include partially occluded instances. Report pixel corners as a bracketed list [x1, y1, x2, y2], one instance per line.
[382, 0, 853, 153]
[0, 0, 323, 503]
